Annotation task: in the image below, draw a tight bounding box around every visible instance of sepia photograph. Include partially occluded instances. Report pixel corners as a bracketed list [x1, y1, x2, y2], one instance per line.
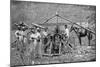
[10, 0, 96, 67]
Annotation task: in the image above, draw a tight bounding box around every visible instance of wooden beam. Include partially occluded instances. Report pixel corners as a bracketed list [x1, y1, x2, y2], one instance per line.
[43, 15, 57, 24]
[36, 14, 95, 35]
[38, 23, 72, 26]
[58, 15, 96, 35]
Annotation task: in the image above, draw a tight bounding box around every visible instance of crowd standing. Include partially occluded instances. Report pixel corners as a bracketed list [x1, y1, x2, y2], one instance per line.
[12, 21, 70, 64]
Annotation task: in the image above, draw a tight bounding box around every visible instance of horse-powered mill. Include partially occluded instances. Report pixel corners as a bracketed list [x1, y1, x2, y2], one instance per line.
[12, 11, 95, 58]
[11, 1, 96, 65]
[31, 12, 95, 57]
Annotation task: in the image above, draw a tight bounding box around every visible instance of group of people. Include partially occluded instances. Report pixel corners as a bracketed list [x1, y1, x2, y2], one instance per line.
[13, 21, 70, 59]
[14, 22, 49, 59]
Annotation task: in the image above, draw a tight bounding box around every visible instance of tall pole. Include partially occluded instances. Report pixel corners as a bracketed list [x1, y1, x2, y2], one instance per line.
[56, 7, 61, 55]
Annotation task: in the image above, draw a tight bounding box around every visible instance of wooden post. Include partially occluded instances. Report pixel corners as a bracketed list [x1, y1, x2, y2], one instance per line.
[50, 41, 52, 56]
[59, 42, 61, 55]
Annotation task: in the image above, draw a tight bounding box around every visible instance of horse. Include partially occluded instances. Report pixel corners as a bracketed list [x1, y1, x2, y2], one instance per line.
[70, 25, 93, 46]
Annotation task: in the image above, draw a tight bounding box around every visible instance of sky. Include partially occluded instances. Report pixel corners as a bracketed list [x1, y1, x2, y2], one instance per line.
[11, 1, 96, 27]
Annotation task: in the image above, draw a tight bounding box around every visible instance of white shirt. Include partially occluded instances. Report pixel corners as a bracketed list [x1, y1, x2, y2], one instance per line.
[65, 28, 69, 37]
[30, 32, 41, 40]
[32, 61, 35, 64]
[42, 31, 48, 36]
[15, 30, 25, 41]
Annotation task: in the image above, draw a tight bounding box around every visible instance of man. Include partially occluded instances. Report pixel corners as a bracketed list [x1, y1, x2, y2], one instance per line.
[15, 22, 28, 43]
[15, 28, 25, 42]
[42, 27, 48, 37]
[34, 28, 42, 58]
[64, 25, 69, 38]
[41, 27, 50, 53]
[14, 22, 28, 65]
[27, 27, 41, 58]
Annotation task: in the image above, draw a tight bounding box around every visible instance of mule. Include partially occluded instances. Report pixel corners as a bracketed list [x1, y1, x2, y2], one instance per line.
[70, 25, 92, 46]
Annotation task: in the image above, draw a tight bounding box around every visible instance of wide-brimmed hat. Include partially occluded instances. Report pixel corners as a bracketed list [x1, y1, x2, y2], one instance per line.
[15, 21, 29, 30]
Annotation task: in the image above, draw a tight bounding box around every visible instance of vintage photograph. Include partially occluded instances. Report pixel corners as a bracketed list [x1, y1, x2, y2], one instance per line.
[10, 0, 96, 67]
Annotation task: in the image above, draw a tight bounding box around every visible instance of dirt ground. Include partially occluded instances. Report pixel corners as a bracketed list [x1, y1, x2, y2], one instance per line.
[11, 45, 96, 66]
